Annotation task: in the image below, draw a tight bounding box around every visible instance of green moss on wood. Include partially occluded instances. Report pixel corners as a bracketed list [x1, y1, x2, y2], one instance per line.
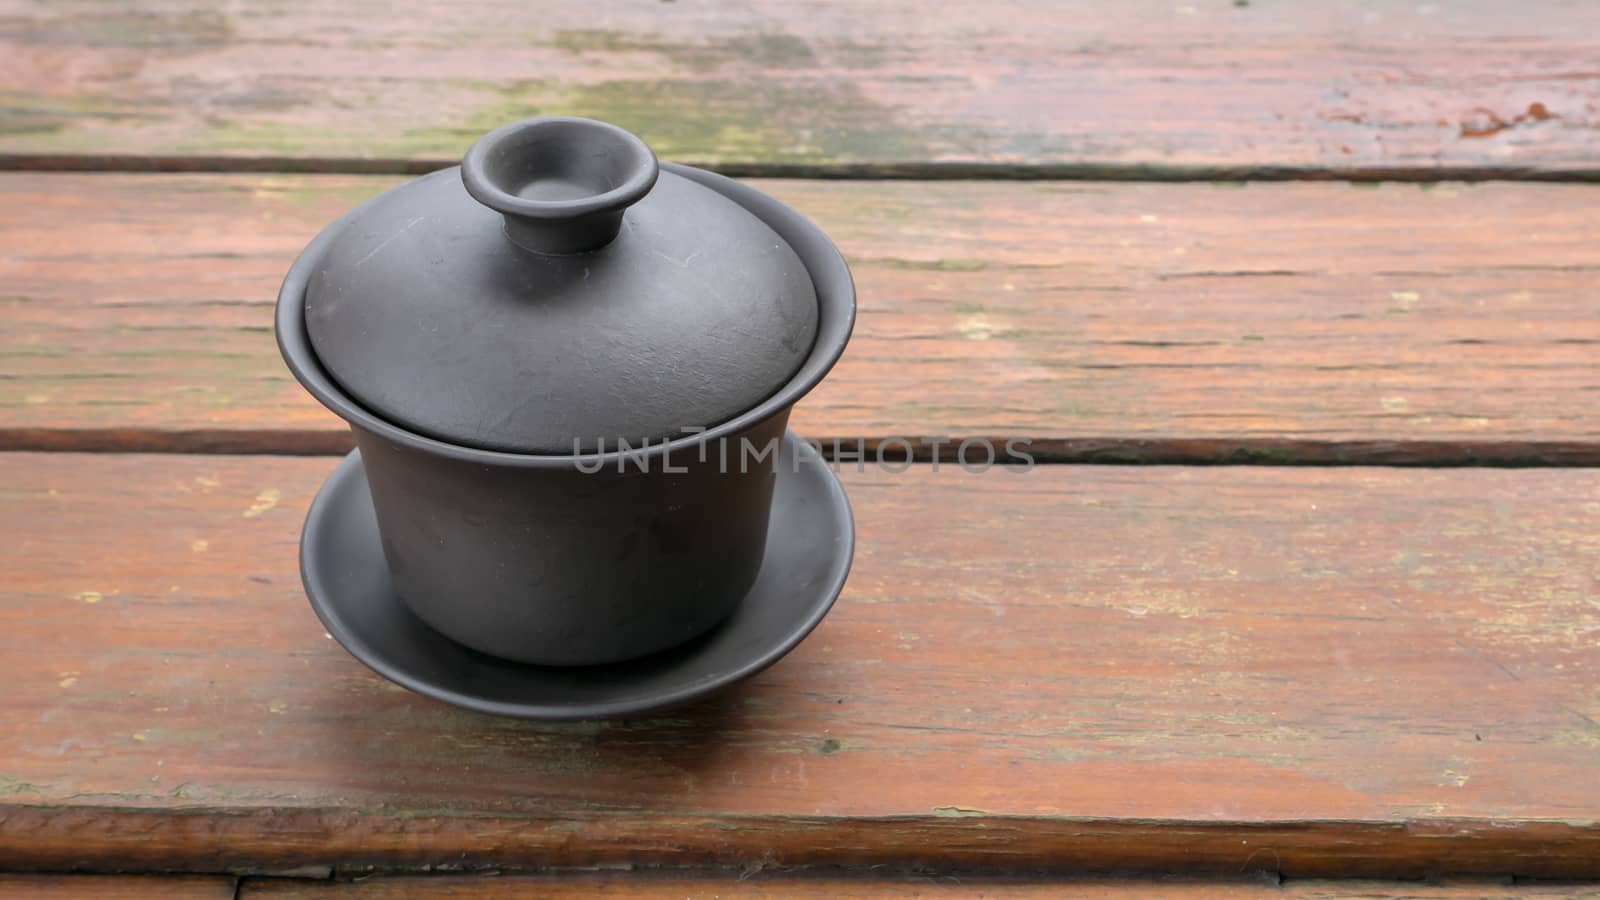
[397, 75, 982, 164]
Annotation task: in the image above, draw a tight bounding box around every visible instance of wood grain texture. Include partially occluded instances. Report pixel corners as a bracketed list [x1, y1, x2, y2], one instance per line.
[0, 875, 236, 898]
[4, 175, 1598, 462]
[2, 1, 1599, 175]
[2, 453, 1599, 876]
[238, 874, 1600, 898]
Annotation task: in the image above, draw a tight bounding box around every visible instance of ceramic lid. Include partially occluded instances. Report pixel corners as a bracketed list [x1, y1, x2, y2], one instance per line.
[303, 117, 819, 454]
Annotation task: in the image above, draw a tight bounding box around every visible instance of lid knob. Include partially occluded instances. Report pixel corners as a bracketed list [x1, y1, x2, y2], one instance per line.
[461, 117, 660, 255]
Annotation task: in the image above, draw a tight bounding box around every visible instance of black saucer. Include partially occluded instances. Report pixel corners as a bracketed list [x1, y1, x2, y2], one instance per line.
[300, 431, 854, 719]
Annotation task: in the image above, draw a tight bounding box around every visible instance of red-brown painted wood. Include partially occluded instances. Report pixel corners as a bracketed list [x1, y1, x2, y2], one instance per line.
[3, 175, 1597, 462]
[3, 453, 1598, 876]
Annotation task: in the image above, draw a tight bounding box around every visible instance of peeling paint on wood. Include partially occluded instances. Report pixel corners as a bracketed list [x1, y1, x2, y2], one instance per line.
[2, 2, 1599, 174]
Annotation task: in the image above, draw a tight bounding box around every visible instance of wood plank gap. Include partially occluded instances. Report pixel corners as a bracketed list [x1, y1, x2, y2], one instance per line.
[4, 809, 1600, 879]
[0, 875, 240, 899]
[4, 155, 1600, 183]
[234, 872, 1600, 899]
[4, 428, 1598, 468]
[237, 872, 1288, 898]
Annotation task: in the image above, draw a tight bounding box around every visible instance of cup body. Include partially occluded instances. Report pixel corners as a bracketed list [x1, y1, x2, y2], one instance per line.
[351, 413, 789, 664]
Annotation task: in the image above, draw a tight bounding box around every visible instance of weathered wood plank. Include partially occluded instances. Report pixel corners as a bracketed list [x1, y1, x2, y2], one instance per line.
[2, 453, 1598, 876]
[1, 1, 1598, 175]
[238, 874, 1599, 898]
[0, 875, 236, 898]
[3, 174, 1597, 462]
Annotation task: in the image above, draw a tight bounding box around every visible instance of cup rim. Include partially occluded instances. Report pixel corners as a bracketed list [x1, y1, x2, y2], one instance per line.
[277, 162, 856, 469]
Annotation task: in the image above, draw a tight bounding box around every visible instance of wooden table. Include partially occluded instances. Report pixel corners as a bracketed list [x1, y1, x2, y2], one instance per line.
[3, 2, 1598, 896]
